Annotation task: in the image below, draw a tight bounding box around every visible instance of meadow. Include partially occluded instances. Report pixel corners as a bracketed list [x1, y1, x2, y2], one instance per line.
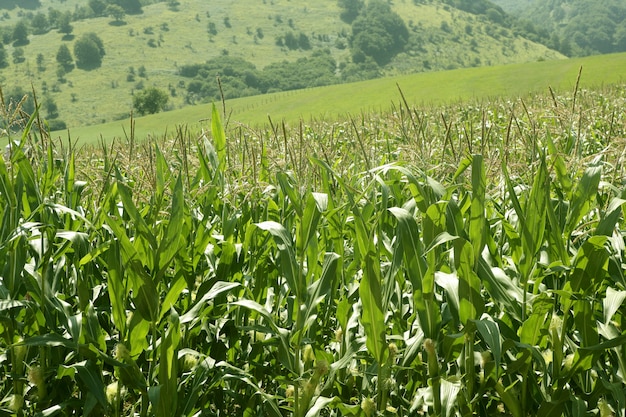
[49, 51, 626, 145]
[1, 63, 626, 416]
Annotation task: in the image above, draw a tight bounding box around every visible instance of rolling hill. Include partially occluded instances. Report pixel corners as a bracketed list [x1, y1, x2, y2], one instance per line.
[0, 0, 563, 131]
[493, 0, 626, 56]
[47, 51, 626, 145]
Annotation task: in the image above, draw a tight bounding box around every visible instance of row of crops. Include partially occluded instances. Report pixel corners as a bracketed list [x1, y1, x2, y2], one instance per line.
[1, 84, 626, 416]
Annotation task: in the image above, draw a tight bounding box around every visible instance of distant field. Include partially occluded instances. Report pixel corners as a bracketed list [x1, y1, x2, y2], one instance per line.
[51, 52, 626, 144]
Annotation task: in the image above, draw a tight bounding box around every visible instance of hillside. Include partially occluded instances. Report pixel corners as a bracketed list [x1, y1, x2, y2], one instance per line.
[489, 0, 534, 13]
[496, 0, 626, 56]
[47, 51, 626, 145]
[0, 0, 563, 130]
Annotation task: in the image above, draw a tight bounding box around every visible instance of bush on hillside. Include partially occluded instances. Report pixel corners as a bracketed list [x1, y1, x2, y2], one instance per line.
[74, 33, 105, 69]
[133, 87, 169, 115]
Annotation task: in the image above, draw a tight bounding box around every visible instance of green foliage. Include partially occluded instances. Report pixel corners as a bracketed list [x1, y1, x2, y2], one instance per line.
[73, 32, 105, 69]
[88, 0, 108, 17]
[30, 12, 49, 35]
[0, 44, 7, 68]
[107, 0, 142, 15]
[106, 4, 126, 23]
[2, 83, 626, 416]
[181, 50, 339, 102]
[337, 0, 363, 23]
[57, 11, 73, 36]
[132, 87, 169, 115]
[12, 20, 29, 45]
[514, 0, 626, 55]
[55, 43, 73, 69]
[350, 0, 409, 65]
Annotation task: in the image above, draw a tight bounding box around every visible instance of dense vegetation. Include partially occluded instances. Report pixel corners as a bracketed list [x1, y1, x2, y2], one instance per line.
[501, 0, 626, 56]
[1, 77, 626, 416]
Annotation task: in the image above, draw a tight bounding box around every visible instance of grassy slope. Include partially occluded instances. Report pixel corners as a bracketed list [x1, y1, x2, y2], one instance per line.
[53, 51, 626, 144]
[0, 0, 562, 128]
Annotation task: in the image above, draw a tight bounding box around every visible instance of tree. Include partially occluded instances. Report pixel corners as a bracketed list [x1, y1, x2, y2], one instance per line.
[12, 47, 24, 64]
[31, 12, 49, 35]
[338, 0, 363, 23]
[133, 87, 169, 115]
[12, 21, 29, 45]
[43, 96, 59, 119]
[108, 0, 142, 14]
[56, 44, 73, 69]
[74, 32, 105, 69]
[0, 44, 7, 68]
[36, 53, 45, 71]
[88, 0, 107, 16]
[58, 12, 73, 37]
[106, 4, 126, 23]
[350, 0, 409, 65]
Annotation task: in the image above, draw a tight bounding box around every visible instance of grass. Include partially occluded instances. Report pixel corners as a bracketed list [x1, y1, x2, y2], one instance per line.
[1, 76, 626, 416]
[48, 51, 626, 145]
[0, 0, 562, 128]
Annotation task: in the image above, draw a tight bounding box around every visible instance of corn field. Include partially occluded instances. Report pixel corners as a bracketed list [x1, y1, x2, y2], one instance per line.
[1, 83, 626, 416]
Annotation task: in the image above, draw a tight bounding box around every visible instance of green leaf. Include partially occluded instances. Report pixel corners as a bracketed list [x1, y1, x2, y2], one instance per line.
[75, 361, 110, 413]
[569, 235, 608, 293]
[180, 281, 240, 324]
[255, 221, 302, 301]
[360, 246, 387, 364]
[469, 154, 486, 264]
[277, 171, 303, 217]
[596, 197, 626, 236]
[211, 103, 227, 172]
[440, 378, 461, 417]
[474, 319, 501, 378]
[603, 287, 626, 324]
[157, 175, 185, 274]
[565, 161, 602, 237]
[455, 239, 483, 324]
[389, 207, 440, 338]
[157, 309, 180, 417]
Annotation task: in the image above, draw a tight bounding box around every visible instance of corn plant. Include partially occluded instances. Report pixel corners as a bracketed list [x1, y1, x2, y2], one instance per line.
[1, 83, 626, 417]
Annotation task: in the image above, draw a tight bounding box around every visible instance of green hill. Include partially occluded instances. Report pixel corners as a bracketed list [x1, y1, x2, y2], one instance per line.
[0, 0, 563, 131]
[48, 51, 626, 144]
[494, 0, 626, 56]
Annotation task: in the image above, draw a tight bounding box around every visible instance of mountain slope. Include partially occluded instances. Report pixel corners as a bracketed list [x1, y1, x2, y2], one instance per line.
[0, 0, 563, 129]
[495, 0, 626, 56]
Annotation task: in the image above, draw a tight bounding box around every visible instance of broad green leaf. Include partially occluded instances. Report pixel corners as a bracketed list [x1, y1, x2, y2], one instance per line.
[569, 235, 608, 293]
[474, 319, 501, 378]
[75, 361, 109, 413]
[255, 221, 302, 301]
[454, 239, 483, 324]
[157, 175, 185, 274]
[596, 197, 626, 236]
[180, 281, 240, 324]
[105, 242, 128, 336]
[603, 287, 626, 324]
[159, 274, 187, 321]
[211, 103, 227, 172]
[574, 300, 598, 347]
[469, 154, 486, 264]
[389, 207, 440, 338]
[476, 261, 524, 321]
[360, 246, 387, 364]
[440, 378, 461, 417]
[157, 309, 180, 417]
[297, 192, 323, 259]
[277, 171, 302, 217]
[565, 161, 602, 237]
